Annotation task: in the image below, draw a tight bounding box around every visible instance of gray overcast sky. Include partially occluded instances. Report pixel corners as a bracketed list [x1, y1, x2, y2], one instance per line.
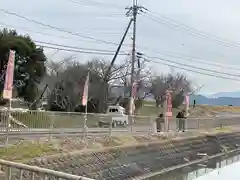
[1, 0, 240, 94]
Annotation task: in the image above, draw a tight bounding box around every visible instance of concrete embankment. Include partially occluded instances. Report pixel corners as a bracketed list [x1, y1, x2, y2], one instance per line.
[19, 132, 240, 180]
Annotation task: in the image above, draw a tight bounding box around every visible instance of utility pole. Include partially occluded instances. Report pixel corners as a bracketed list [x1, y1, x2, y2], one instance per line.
[101, 18, 133, 112]
[126, 0, 147, 115]
[128, 0, 137, 115]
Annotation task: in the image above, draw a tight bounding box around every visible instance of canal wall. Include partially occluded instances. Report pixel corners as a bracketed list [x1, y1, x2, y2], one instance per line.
[26, 132, 240, 180]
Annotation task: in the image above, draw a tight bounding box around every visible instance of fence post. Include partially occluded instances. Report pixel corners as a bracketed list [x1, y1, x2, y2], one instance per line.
[185, 118, 187, 131]
[197, 118, 200, 129]
[131, 115, 134, 133]
[109, 116, 112, 136]
[5, 109, 10, 147]
[83, 113, 88, 141]
[148, 116, 151, 134]
[149, 116, 156, 134]
[48, 112, 55, 142]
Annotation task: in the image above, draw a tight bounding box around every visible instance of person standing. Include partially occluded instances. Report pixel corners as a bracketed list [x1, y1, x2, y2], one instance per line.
[176, 110, 186, 132]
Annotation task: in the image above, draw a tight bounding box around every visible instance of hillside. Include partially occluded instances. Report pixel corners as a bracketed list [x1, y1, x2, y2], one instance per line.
[190, 95, 240, 106]
[209, 91, 240, 98]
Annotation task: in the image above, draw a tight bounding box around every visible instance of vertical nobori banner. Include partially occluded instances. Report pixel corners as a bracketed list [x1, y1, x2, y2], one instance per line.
[3, 50, 15, 100]
[82, 71, 89, 141]
[185, 94, 190, 116]
[131, 81, 138, 111]
[166, 90, 172, 117]
[82, 72, 89, 106]
[164, 90, 172, 132]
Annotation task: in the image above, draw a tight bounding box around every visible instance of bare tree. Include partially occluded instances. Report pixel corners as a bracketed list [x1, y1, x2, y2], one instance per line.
[43, 57, 135, 112]
[47, 60, 104, 112]
[110, 57, 153, 113]
[150, 73, 192, 108]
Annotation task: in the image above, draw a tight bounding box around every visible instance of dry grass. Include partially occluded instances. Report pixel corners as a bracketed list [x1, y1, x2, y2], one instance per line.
[141, 101, 240, 117]
[213, 126, 233, 133]
[199, 105, 240, 113]
[0, 142, 58, 162]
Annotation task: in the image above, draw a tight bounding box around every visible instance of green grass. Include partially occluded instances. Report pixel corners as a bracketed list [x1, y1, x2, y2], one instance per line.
[139, 105, 159, 116]
[0, 142, 58, 162]
[142, 100, 155, 106]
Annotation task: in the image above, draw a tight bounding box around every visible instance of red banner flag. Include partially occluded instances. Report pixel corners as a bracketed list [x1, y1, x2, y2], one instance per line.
[3, 50, 15, 100]
[166, 91, 172, 117]
[82, 72, 89, 106]
[132, 81, 138, 99]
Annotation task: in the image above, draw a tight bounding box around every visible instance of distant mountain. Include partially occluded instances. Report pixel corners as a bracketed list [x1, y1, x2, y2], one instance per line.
[190, 94, 240, 106]
[208, 91, 240, 98]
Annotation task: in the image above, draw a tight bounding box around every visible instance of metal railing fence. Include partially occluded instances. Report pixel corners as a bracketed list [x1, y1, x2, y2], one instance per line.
[0, 159, 94, 180]
[1, 109, 240, 146]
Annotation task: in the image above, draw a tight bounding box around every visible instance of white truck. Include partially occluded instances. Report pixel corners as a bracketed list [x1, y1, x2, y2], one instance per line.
[98, 105, 128, 128]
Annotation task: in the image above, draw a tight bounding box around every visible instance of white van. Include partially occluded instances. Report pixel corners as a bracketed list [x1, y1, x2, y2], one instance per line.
[98, 105, 128, 128]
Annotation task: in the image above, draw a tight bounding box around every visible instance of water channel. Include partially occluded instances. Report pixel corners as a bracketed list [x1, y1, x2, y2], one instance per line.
[148, 153, 240, 180]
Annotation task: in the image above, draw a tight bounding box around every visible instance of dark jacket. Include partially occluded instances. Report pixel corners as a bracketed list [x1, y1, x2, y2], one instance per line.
[176, 111, 185, 119]
[156, 113, 164, 123]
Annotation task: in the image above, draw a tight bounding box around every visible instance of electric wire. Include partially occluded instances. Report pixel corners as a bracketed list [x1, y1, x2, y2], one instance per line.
[148, 10, 240, 48]
[0, 8, 123, 46]
[144, 56, 240, 81]
[142, 11, 240, 49]
[144, 54, 240, 78]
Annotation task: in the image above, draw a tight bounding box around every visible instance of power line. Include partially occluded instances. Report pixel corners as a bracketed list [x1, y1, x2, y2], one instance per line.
[0, 21, 133, 47]
[144, 55, 240, 78]
[149, 10, 240, 48]
[159, 52, 240, 71]
[142, 12, 240, 49]
[2, 20, 239, 71]
[0, 8, 122, 46]
[37, 44, 128, 56]
[0, 21, 130, 54]
[144, 12, 238, 49]
[137, 46, 240, 71]
[65, 0, 124, 10]
[0, 21, 83, 41]
[135, 43, 240, 71]
[35, 40, 129, 54]
[144, 57, 240, 82]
